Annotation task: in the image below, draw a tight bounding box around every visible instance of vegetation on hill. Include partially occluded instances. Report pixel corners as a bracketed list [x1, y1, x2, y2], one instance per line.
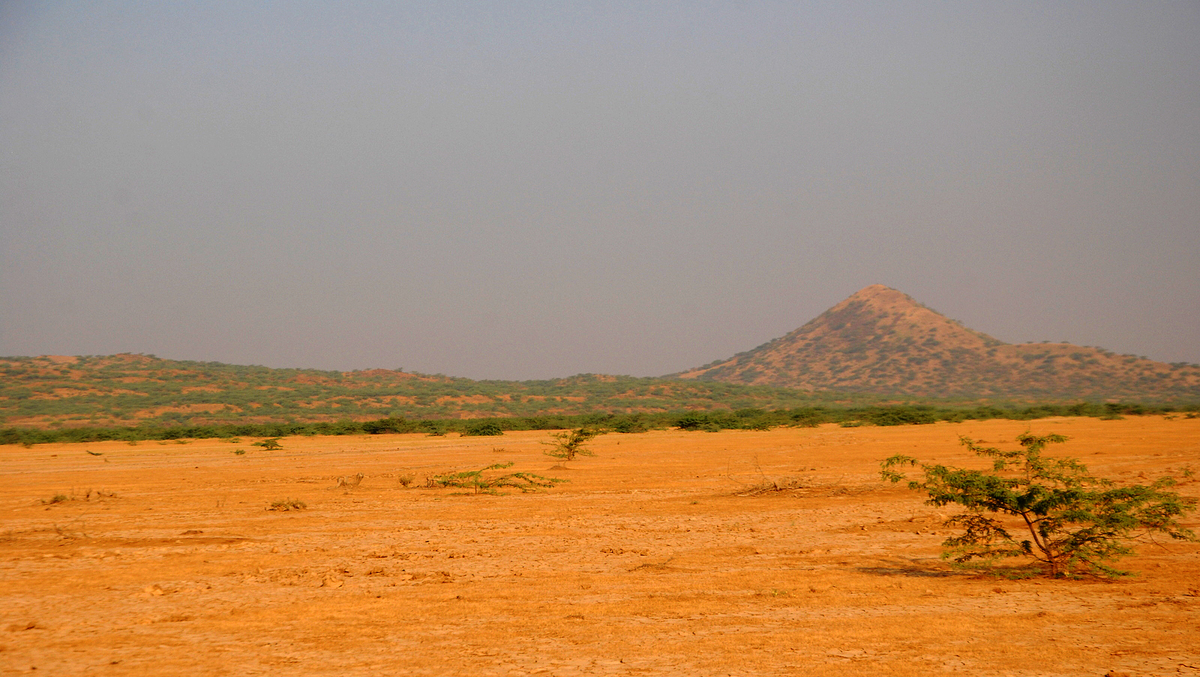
[0, 353, 883, 430]
[4, 285, 1198, 438]
[675, 285, 1200, 401]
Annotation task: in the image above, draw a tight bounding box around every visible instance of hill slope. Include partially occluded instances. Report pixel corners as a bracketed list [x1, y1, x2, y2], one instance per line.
[0, 354, 873, 430]
[674, 285, 1200, 400]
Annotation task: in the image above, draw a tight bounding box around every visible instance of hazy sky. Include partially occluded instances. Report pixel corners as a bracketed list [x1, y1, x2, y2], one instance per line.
[2, 1, 1198, 380]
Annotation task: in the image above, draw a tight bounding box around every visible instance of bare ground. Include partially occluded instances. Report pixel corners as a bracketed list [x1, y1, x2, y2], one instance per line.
[1, 417, 1198, 676]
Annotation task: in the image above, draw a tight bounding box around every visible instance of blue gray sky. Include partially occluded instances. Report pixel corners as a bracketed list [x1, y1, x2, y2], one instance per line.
[2, 1, 1198, 380]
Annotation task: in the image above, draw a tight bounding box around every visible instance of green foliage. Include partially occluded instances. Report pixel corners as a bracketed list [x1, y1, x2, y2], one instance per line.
[362, 417, 420, 434]
[543, 428, 602, 461]
[463, 421, 504, 437]
[609, 413, 652, 433]
[419, 420, 448, 436]
[253, 437, 283, 451]
[428, 462, 564, 495]
[860, 406, 939, 426]
[0, 354, 892, 431]
[676, 412, 739, 431]
[0, 354, 1195, 449]
[881, 433, 1198, 578]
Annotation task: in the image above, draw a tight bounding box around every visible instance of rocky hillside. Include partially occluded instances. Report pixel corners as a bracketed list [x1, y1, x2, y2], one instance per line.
[0, 353, 862, 429]
[674, 285, 1200, 401]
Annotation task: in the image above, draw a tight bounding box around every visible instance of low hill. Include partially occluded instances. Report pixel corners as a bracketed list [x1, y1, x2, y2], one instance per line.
[4, 287, 1196, 431]
[674, 285, 1200, 401]
[0, 353, 874, 430]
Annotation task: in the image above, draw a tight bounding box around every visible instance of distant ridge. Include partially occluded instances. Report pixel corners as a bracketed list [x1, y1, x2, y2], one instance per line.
[0, 353, 862, 430]
[2, 286, 1197, 432]
[673, 285, 1200, 400]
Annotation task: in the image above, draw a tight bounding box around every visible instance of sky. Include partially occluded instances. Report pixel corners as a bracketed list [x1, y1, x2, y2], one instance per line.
[1, 1, 1198, 380]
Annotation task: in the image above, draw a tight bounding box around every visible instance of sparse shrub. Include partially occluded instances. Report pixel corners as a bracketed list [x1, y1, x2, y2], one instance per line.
[736, 476, 808, 496]
[881, 433, 1198, 578]
[677, 412, 736, 432]
[863, 406, 938, 426]
[790, 410, 824, 428]
[43, 494, 70, 505]
[420, 421, 448, 436]
[233, 449, 246, 455]
[731, 459, 809, 496]
[253, 438, 283, 451]
[463, 422, 504, 437]
[610, 414, 651, 433]
[543, 428, 601, 461]
[429, 462, 564, 495]
[335, 473, 364, 489]
[362, 417, 419, 434]
[397, 474, 415, 487]
[267, 498, 306, 511]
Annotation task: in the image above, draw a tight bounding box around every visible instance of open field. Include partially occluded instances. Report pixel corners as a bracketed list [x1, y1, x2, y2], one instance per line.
[2, 418, 1198, 676]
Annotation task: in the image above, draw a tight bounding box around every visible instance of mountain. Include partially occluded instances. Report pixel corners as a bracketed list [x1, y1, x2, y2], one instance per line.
[3, 286, 1197, 431]
[673, 285, 1200, 401]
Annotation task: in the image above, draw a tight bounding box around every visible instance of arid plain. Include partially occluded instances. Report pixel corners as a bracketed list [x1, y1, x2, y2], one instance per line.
[2, 417, 1198, 676]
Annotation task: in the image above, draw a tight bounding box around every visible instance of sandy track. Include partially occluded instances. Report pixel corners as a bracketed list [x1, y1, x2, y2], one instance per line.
[2, 418, 1198, 676]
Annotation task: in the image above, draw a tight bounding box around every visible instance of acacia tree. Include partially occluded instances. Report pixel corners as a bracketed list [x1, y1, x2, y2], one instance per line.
[881, 433, 1197, 578]
[543, 428, 602, 461]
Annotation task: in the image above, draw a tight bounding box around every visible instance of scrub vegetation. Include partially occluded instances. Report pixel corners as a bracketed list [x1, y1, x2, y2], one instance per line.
[882, 433, 1198, 578]
[0, 354, 868, 430]
[1, 354, 1195, 446]
[543, 427, 602, 461]
[1, 401, 1190, 446]
[427, 462, 564, 495]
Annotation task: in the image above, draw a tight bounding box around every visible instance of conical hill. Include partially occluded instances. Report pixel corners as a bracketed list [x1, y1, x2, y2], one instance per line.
[673, 285, 1200, 400]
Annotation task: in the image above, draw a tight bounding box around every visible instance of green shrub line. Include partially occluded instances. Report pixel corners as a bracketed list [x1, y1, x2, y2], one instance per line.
[0, 402, 1193, 446]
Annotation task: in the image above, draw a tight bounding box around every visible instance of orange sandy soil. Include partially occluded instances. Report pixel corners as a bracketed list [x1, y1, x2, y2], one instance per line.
[2, 418, 1198, 676]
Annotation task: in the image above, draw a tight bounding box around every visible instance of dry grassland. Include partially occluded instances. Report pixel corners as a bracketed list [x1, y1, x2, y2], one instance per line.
[1, 417, 1198, 676]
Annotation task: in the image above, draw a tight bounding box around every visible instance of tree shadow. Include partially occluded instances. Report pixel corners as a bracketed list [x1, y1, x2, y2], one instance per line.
[857, 560, 1048, 580]
[854, 560, 958, 578]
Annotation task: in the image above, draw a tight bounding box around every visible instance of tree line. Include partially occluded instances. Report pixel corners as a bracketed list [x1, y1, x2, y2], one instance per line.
[1, 401, 1192, 446]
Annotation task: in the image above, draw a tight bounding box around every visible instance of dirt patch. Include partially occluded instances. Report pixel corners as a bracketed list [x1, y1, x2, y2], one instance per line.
[1, 418, 1197, 675]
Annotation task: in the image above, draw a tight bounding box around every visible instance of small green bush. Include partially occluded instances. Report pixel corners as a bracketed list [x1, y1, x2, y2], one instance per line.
[543, 428, 602, 461]
[463, 422, 504, 437]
